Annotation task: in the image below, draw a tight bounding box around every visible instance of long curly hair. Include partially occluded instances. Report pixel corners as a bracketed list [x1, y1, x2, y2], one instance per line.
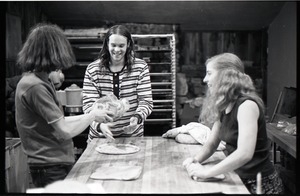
[17, 23, 75, 73]
[199, 53, 264, 127]
[98, 25, 135, 74]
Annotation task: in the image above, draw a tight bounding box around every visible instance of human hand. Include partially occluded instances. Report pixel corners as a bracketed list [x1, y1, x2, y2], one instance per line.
[185, 162, 207, 180]
[130, 116, 139, 126]
[183, 157, 197, 169]
[90, 106, 114, 123]
[100, 123, 115, 142]
[189, 97, 203, 108]
[123, 116, 138, 134]
[49, 70, 64, 89]
[162, 127, 180, 138]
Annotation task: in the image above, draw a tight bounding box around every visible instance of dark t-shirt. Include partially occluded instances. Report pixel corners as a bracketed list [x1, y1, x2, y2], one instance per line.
[15, 72, 75, 165]
[219, 96, 274, 179]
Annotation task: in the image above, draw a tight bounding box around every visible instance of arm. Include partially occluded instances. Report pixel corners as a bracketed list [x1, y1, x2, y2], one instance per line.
[194, 121, 222, 162]
[135, 63, 153, 121]
[126, 63, 153, 129]
[51, 107, 113, 140]
[183, 121, 222, 167]
[28, 83, 112, 141]
[189, 100, 259, 179]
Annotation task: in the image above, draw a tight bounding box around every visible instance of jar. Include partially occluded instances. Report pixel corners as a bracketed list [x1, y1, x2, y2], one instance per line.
[65, 84, 83, 106]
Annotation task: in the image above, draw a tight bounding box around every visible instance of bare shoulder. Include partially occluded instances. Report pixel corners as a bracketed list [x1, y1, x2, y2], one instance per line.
[238, 100, 259, 116]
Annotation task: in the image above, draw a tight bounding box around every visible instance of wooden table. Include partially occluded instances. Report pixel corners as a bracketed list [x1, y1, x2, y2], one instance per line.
[66, 137, 249, 194]
[266, 123, 296, 162]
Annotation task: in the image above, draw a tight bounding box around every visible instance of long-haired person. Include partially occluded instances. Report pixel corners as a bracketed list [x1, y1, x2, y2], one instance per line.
[183, 53, 284, 194]
[83, 25, 153, 141]
[15, 23, 113, 187]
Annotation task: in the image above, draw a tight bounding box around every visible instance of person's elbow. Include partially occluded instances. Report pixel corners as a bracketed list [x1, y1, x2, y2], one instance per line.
[51, 119, 74, 141]
[53, 127, 73, 141]
[60, 130, 73, 140]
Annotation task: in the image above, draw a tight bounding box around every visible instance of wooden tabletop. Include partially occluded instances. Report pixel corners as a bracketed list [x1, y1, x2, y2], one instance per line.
[66, 136, 249, 194]
[266, 123, 296, 158]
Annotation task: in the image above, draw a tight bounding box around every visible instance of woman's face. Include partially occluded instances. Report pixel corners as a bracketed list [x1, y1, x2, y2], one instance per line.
[203, 61, 219, 91]
[108, 34, 128, 63]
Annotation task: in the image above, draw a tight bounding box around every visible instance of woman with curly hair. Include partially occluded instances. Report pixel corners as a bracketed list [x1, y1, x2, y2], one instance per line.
[15, 23, 114, 187]
[183, 53, 284, 194]
[83, 25, 153, 141]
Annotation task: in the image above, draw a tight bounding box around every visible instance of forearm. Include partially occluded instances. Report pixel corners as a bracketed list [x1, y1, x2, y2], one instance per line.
[204, 149, 250, 178]
[194, 143, 216, 163]
[194, 122, 221, 163]
[63, 113, 95, 139]
[195, 121, 221, 163]
[64, 114, 86, 123]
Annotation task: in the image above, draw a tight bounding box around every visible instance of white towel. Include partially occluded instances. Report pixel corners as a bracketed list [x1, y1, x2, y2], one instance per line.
[165, 122, 226, 151]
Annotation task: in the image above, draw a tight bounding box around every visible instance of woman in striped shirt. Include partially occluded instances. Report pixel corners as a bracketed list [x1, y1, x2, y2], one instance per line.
[83, 25, 153, 141]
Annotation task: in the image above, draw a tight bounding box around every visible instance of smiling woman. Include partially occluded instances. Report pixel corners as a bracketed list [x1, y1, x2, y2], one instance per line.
[183, 53, 284, 194]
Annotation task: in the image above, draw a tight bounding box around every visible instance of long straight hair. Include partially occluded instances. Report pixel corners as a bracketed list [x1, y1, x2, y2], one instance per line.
[98, 25, 135, 74]
[17, 23, 75, 73]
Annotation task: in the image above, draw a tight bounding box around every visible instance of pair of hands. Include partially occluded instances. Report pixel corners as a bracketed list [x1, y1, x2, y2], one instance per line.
[99, 116, 139, 142]
[90, 102, 115, 123]
[183, 157, 208, 180]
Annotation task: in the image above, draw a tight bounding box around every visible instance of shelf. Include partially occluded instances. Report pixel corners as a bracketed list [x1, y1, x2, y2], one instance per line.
[151, 82, 173, 86]
[150, 73, 172, 76]
[148, 62, 171, 65]
[133, 34, 177, 130]
[72, 44, 102, 49]
[145, 119, 173, 122]
[152, 109, 173, 112]
[132, 34, 175, 39]
[153, 99, 174, 103]
[152, 89, 172, 92]
[68, 37, 103, 43]
[136, 49, 172, 52]
[153, 104, 173, 108]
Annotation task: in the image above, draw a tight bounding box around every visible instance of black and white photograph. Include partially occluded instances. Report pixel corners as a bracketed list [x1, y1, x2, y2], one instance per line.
[4, 1, 297, 194]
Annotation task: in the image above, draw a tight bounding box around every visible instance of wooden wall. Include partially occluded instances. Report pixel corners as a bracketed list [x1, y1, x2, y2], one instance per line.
[6, 2, 48, 78]
[178, 31, 268, 101]
[267, 2, 297, 118]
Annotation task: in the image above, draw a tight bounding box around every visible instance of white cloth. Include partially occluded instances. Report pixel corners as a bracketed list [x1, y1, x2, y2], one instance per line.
[164, 122, 226, 151]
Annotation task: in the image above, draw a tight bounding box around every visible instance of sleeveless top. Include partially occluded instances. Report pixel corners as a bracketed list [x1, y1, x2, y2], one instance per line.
[219, 96, 274, 179]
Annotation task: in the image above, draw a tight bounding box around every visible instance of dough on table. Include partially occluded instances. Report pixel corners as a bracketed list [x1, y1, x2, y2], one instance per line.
[95, 143, 140, 155]
[90, 165, 143, 180]
[175, 133, 199, 144]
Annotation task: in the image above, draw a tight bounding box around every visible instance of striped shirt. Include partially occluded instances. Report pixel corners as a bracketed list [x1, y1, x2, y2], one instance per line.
[82, 58, 153, 141]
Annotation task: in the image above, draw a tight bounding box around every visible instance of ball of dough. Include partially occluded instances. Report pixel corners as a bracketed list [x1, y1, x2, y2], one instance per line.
[175, 134, 198, 144]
